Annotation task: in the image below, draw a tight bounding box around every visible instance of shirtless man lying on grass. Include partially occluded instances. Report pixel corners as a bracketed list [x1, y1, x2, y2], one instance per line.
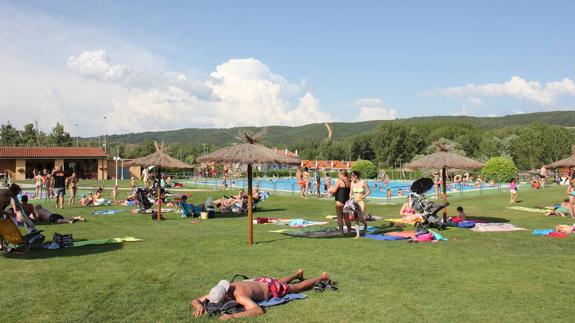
[190, 269, 331, 320]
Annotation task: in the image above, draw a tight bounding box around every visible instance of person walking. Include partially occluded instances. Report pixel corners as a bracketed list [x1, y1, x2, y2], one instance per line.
[67, 172, 78, 206]
[350, 171, 370, 238]
[329, 170, 352, 235]
[509, 178, 518, 204]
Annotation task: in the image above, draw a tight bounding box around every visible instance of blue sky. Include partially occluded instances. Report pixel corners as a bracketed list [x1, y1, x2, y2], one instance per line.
[1, 1, 574, 135]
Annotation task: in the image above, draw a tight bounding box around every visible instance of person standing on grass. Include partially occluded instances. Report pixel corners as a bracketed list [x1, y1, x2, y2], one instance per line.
[329, 169, 352, 235]
[303, 167, 311, 197]
[33, 170, 42, 199]
[323, 169, 331, 193]
[53, 166, 66, 209]
[433, 171, 441, 199]
[509, 178, 518, 204]
[349, 171, 370, 238]
[295, 167, 305, 197]
[314, 169, 321, 197]
[67, 172, 78, 206]
[568, 179, 575, 218]
[112, 179, 118, 205]
[43, 171, 52, 201]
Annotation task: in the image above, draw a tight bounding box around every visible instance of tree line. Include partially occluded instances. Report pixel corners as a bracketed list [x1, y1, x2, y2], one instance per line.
[2, 120, 574, 171]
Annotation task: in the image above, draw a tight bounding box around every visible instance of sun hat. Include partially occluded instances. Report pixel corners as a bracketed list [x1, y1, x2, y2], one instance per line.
[208, 280, 231, 303]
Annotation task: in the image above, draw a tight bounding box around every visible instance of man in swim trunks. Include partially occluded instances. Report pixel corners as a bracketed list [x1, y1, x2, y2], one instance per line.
[33, 204, 86, 224]
[190, 269, 331, 319]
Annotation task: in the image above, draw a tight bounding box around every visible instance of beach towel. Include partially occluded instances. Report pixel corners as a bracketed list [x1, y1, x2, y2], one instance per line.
[416, 232, 434, 242]
[365, 234, 408, 241]
[325, 215, 337, 220]
[93, 210, 125, 215]
[342, 226, 379, 233]
[144, 208, 175, 213]
[430, 230, 448, 241]
[385, 231, 417, 239]
[547, 232, 569, 239]
[471, 223, 527, 232]
[386, 218, 419, 225]
[532, 229, 554, 236]
[257, 293, 306, 307]
[282, 219, 329, 228]
[281, 228, 343, 238]
[73, 237, 142, 247]
[507, 206, 547, 214]
[457, 221, 476, 228]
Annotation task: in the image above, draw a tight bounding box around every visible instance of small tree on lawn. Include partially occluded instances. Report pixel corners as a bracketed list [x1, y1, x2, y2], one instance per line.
[481, 157, 518, 182]
[350, 160, 378, 179]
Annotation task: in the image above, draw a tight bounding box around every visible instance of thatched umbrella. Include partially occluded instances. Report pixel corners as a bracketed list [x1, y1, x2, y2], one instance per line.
[129, 142, 194, 220]
[547, 146, 575, 169]
[405, 143, 484, 221]
[197, 131, 300, 246]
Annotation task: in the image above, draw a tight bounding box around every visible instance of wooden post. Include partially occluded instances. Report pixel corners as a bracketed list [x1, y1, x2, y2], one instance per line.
[442, 167, 447, 222]
[247, 164, 253, 246]
[157, 167, 161, 220]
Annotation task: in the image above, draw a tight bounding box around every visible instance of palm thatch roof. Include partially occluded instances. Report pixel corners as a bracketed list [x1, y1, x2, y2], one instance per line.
[405, 143, 484, 170]
[197, 131, 300, 165]
[547, 146, 575, 168]
[128, 142, 194, 169]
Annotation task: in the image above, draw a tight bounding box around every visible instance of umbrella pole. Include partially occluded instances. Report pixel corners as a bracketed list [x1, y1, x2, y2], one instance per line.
[442, 167, 447, 222]
[157, 167, 161, 220]
[247, 164, 253, 246]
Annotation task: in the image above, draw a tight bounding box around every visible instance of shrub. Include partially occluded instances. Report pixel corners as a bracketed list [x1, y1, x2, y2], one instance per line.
[350, 160, 378, 179]
[481, 157, 518, 182]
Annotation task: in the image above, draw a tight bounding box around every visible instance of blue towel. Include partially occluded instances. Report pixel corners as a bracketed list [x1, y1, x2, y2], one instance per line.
[93, 210, 125, 215]
[457, 221, 476, 228]
[257, 293, 306, 307]
[365, 234, 407, 241]
[532, 229, 554, 236]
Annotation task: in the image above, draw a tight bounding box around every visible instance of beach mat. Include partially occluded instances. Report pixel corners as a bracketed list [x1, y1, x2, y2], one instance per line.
[507, 206, 546, 213]
[282, 228, 343, 238]
[471, 223, 527, 232]
[258, 294, 306, 307]
[73, 237, 142, 247]
[93, 210, 125, 215]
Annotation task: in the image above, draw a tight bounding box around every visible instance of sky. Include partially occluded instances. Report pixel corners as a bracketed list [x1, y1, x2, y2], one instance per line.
[0, 0, 574, 137]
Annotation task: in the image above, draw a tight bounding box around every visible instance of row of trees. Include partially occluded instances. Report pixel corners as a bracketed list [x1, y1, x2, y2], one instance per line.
[0, 122, 73, 147]
[2, 120, 574, 171]
[288, 122, 575, 171]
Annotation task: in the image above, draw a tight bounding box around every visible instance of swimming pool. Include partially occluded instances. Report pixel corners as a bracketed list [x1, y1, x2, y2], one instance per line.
[186, 177, 497, 199]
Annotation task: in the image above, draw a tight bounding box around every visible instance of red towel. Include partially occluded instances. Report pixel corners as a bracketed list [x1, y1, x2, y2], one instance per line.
[547, 232, 569, 239]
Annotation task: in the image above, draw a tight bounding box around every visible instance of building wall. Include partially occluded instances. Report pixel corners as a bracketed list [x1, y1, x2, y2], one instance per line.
[0, 159, 16, 175]
[15, 159, 26, 180]
[97, 158, 108, 180]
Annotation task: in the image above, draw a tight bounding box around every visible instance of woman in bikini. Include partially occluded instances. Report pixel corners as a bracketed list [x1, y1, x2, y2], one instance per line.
[67, 172, 78, 206]
[350, 171, 370, 238]
[302, 168, 310, 197]
[399, 196, 423, 223]
[295, 167, 305, 197]
[330, 169, 352, 235]
[433, 171, 442, 200]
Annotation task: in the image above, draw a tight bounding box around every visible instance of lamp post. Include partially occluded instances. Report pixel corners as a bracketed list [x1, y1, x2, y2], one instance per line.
[120, 158, 124, 180]
[75, 123, 79, 147]
[104, 116, 107, 153]
[113, 156, 120, 186]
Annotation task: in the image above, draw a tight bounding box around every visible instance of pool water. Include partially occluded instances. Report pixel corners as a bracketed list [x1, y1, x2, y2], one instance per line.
[188, 178, 494, 199]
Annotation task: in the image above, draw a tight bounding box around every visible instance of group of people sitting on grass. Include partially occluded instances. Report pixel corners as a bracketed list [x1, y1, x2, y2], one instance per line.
[1, 184, 86, 228]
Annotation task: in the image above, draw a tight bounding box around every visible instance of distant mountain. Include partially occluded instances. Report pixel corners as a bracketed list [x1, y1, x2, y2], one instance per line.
[99, 111, 575, 146]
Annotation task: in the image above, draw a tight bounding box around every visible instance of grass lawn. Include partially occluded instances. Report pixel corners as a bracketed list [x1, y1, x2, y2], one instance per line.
[2, 184, 575, 322]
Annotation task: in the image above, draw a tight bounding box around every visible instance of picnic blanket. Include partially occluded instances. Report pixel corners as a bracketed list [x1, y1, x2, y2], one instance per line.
[143, 208, 175, 213]
[73, 237, 142, 247]
[93, 210, 125, 215]
[282, 228, 343, 238]
[507, 206, 546, 213]
[365, 234, 407, 241]
[386, 218, 420, 225]
[471, 223, 527, 232]
[272, 219, 329, 228]
[257, 293, 306, 307]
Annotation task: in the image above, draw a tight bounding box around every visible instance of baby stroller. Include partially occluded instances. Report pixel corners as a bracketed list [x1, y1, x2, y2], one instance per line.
[133, 188, 157, 217]
[409, 178, 449, 231]
[0, 200, 44, 254]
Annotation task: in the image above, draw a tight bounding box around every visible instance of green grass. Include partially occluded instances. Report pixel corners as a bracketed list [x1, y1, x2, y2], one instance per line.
[2, 184, 575, 322]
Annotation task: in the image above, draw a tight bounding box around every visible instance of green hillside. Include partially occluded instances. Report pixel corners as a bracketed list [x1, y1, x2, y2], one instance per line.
[100, 111, 575, 146]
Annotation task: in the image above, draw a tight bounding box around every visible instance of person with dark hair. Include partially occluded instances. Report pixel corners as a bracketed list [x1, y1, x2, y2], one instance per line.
[34, 205, 86, 224]
[53, 166, 66, 209]
[509, 178, 518, 204]
[349, 171, 370, 238]
[1, 184, 36, 229]
[329, 169, 351, 235]
[302, 167, 310, 197]
[456, 206, 467, 221]
[190, 269, 331, 319]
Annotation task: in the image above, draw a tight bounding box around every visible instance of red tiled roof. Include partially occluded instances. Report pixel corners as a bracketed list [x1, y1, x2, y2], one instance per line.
[301, 160, 355, 169]
[274, 148, 298, 158]
[0, 147, 107, 158]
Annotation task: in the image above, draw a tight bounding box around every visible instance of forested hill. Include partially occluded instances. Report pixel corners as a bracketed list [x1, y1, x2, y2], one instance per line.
[102, 111, 575, 146]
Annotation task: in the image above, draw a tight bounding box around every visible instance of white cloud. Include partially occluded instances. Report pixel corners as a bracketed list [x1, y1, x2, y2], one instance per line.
[354, 97, 397, 121]
[434, 76, 575, 105]
[0, 4, 334, 136]
[465, 96, 484, 106]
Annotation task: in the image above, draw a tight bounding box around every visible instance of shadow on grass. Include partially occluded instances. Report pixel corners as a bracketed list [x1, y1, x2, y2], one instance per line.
[2, 243, 123, 260]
